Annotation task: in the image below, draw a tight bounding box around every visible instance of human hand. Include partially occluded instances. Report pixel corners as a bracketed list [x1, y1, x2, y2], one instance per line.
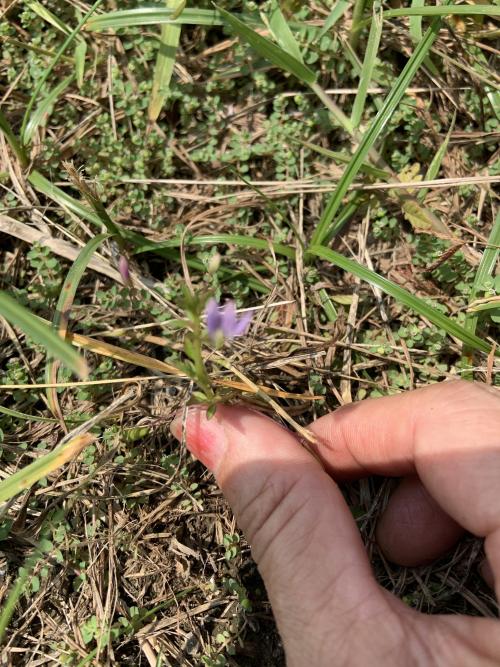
[171, 380, 500, 666]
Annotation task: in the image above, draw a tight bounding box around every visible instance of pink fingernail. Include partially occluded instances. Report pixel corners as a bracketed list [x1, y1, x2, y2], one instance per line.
[170, 406, 227, 473]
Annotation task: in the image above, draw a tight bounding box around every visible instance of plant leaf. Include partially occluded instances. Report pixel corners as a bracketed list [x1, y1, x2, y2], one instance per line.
[350, 3, 383, 129]
[21, 0, 102, 144]
[409, 0, 424, 43]
[418, 111, 456, 202]
[23, 74, 75, 144]
[266, 0, 303, 62]
[0, 433, 95, 503]
[0, 291, 87, 378]
[315, 0, 350, 41]
[74, 39, 87, 88]
[308, 245, 495, 355]
[384, 5, 500, 18]
[309, 12, 445, 248]
[465, 209, 500, 337]
[45, 233, 109, 418]
[0, 108, 28, 167]
[148, 0, 184, 122]
[86, 6, 225, 30]
[130, 232, 295, 259]
[217, 5, 317, 86]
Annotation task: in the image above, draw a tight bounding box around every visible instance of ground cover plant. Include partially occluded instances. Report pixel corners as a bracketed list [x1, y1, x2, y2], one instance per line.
[0, 0, 499, 664]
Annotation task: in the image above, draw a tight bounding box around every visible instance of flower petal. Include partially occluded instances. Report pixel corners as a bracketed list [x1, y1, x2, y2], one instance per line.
[221, 300, 238, 337]
[232, 310, 253, 337]
[205, 298, 222, 337]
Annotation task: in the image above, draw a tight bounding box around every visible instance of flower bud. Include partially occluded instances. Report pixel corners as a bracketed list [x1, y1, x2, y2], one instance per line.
[207, 252, 221, 275]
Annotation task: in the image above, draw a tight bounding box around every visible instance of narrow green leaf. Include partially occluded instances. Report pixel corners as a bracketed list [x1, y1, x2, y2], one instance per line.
[27, 170, 101, 225]
[45, 234, 109, 413]
[74, 39, 87, 88]
[467, 298, 500, 314]
[318, 288, 338, 322]
[21, 0, 102, 144]
[23, 74, 75, 144]
[0, 405, 59, 423]
[0, 550, 39, 643]
[418, 111, 456, 202]
[409, 0, 424, 43]
[0, 291, 87, 378]
[486, 89, 500, 122]
[0, 108, 28, 168]
[130, 232, 295, 259]
[350, 3, 383, 129]
[27, 0, 72, 34]
[62, 163, 126, 246]
[465, 209, 500, 336]
[28, 170, 163, 253]
[0, 433, 94, 504]
[266, 0, 303, 62]
[350, 0, 367, 50]
[315, 0, 350, 41]
[309, 13, 444, 248]
[27, 1, 87, 88]
[148, 0, 184, 122]
[86, 6, 224, 30]
[217, 5, 317, 86]
[384, 5, 500, 18]
[308, 245, 495, 355]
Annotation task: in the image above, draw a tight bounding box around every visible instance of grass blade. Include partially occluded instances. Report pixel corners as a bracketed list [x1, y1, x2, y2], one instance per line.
[384, 5, 500, 18]
[21, 0, 102, 144]
[308, 245, 494, 355]
[0, 405, 59, 423]
[148, 0, 184, 122]
[316, 0, 350, 41]
[45, 233, 109, 418]
[0, 291, 87, 378]
[63, 163, 126, 247]
[465, 209, 500, 337]
[418, 111, 456, 202]
[27, 1, 87, 88]
[86, 7, 224, 30]
[409, 0, 424, 43]
[266, 0, 303, 62]
[74, 39, 87, 88]
[350, 3, 383, 129]
[217, 5, 317, 86]
[0, 108, 28, 168]
[130, 232, 295, 259]
[27, 0, 72, 34]
[350, 0, 367, 50]
[27, 170, 101, 226]
[23, 74, 75, 144]
[0, 433, 95, 504]
[309, 13, 445, 248]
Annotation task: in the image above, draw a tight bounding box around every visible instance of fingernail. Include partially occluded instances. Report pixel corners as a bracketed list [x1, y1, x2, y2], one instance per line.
[170, 405, 227, 473]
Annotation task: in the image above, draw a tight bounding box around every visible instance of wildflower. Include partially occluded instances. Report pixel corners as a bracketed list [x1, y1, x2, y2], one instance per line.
[205, 298, 252, 341]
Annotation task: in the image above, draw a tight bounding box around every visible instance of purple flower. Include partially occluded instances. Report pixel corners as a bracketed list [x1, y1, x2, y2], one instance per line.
[205, 299, 253, 341]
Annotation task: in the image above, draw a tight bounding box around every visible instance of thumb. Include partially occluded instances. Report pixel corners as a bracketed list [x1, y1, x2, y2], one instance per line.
[171, 404, 387, 660]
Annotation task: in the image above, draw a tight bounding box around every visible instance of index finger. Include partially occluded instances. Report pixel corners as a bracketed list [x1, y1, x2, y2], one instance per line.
[309, 380, 500, 594]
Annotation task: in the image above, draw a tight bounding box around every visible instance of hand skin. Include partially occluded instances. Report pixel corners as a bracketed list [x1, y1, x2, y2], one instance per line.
[171, 380, 500, 667]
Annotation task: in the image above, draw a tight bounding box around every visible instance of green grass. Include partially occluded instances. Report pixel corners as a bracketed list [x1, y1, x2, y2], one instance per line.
[0, 1, 498, 663]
